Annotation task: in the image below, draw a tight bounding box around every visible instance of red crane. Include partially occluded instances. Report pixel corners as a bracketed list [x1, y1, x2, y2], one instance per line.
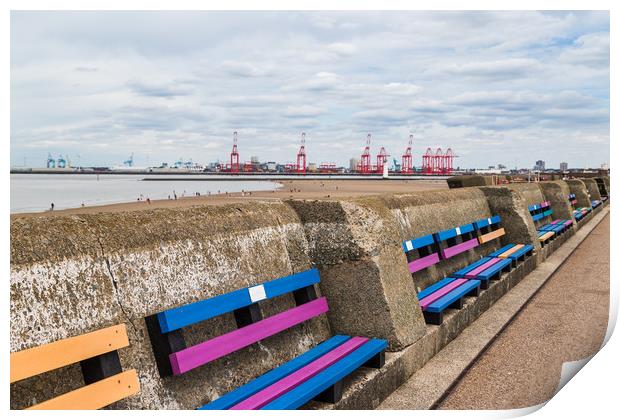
[422, 147, 433, 174]
[358, 133, 372, 174]
[401, 134, 413, 174]
[230, 131, 240, 173]
[376, 146, 388, 174]
[444, 148, 456, 174]
[433, 147, 443, 174]
[296, 132, 307, 174]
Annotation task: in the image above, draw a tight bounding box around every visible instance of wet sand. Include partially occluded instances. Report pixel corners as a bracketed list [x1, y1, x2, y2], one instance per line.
[11, 178, 447, 219]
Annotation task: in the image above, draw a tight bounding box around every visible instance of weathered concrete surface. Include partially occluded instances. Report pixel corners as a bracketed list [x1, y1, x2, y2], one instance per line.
[378, 205, 609, 409]
[566, 179, 591, 208]
[288, 197, 424, 351]
[478, 186, 539, 252]
[539, 181, 575, 222]
[446, 175, 493, 188]
[594, 178, 609, 198]
[440, 211, 609, 409]
[11, 202, 332, 409]
[311, 250, 536, 410]
[381, 189, 499, 293]
[581, 178, 602, 201]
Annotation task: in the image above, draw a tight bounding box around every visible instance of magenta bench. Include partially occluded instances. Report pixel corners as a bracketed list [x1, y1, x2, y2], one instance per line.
[145, 268, 387, 409]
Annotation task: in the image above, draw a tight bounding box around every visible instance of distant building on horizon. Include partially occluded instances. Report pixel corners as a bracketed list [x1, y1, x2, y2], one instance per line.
[534, 160, 545, 171]
[560, 162, 568, 171]
[350, 157, 360, 171]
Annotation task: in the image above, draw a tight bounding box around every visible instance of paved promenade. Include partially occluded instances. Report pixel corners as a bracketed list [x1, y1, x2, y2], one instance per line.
[438, 213, 610, 409]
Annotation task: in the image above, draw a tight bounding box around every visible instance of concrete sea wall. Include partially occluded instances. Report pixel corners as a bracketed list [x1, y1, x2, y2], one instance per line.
[10, 180, 601, 409]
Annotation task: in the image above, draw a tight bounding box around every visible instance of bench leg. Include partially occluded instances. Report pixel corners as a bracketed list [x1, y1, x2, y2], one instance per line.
[448, 297, 463, 310]
[424, 311, 443, 325]
[80, 350, 122, 385]
[145, 314, 187, 377]
[363, 350, 385, 369]
[466, 284, 481, 296]
[313, 380, 343, 404]
[479, 279, 489, 290]
[234, 303, 263, 328]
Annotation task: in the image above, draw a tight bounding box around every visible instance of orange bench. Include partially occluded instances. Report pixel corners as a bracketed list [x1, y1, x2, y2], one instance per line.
[10, 323, 140, 410]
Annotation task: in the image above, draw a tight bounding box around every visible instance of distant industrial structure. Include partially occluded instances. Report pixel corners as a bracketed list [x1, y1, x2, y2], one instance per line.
[16, 131, 609, 177]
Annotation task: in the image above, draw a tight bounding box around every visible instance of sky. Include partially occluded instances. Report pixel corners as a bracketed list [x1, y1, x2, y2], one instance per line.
[10, 11, 610, 169]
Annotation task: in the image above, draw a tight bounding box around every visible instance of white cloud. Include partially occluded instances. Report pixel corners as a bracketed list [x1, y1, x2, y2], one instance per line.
[10, 11, 609, 169]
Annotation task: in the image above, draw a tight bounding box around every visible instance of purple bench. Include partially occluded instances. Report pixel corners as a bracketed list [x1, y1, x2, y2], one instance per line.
[145, 268, 387, 409]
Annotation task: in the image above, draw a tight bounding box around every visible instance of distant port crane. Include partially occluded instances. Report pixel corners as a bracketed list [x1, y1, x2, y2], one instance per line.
[124, 153, 134, 167]
[401, 134, 413, 174]
[376, 146, 389, 174]
[47, 153, 56, 168]
[422, 147, 457, 175]
[357, 133, 372, 174]
[229, 131, 240, 173]
[296, 132, 307, 174]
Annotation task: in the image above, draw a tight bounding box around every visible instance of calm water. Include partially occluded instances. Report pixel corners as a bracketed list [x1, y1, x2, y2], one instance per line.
[10, 174, 280, 213]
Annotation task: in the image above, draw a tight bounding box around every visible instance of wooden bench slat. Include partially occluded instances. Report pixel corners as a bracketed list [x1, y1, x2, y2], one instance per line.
[478, 228, 505, 244]
[26, 370, 139, 410]
[158, 268, 320, 333]
[436, 223, 475, 241]
[417, 277, 457, 300]
[452, 257, 491, 277]
[200, 335, 351, 410]
[10, 324, 129, 384]
[425, 280, 481, 313]
[538, 231, 555, 242]
[408, 252, 440, 273]
[489, 244, 517, 257]
[170, 297, 329, 375]
[498, 244, 523, 259]
[462, 257, 502, 278]
[231, 337, 368, 409]
[262, 339, 388, 410]
[402, 233, 435, 252]
[506, 244, 534, 260]
[477, 258, 512, 281]
[440, 237, 479, 259]
[419, 278, 468, 310]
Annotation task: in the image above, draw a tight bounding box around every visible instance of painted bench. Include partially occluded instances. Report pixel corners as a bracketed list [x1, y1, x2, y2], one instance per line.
[10, 324, 140, 410]
[591, 199, 602, 209]
[568, 193, 578, 207]
[416, 277, 481, 325]
[402, 233, 441, 274]
[412, 215, 529, 325]
[144, 268, 387, 410]
[528, 201, 573, 245]
[488, 243, 534, 262]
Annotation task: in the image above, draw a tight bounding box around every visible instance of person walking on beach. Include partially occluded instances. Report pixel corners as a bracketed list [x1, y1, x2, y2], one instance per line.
[50, 203, 54, 211]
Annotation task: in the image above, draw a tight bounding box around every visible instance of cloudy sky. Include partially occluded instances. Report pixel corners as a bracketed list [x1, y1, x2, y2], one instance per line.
[10, 11, 609, 169]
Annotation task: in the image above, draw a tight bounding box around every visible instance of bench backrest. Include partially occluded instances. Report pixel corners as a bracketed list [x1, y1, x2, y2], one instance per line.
[568, 193, 577, 207]
[10, 323, 139, 410]
[402, 215, 505, 274]
[146, 268, 325, 377]
[528, 201, 553, 223]
[473, 215, 505, 244]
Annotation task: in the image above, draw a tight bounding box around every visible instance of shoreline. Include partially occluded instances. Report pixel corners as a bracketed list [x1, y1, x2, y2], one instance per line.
[11, 178, 448, 219]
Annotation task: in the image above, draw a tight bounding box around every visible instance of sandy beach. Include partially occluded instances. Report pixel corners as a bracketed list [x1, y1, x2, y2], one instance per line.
[11, 178, 448, 219]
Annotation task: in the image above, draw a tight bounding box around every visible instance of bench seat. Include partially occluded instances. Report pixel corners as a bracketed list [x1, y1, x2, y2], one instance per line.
[145, 268, 387, 409]
[452, 256, 511, 287]
[488, 243, 534, 261]
[416, 278, 481, 325]
[538, 231, 555, 245]
[202, 335, 387, 410]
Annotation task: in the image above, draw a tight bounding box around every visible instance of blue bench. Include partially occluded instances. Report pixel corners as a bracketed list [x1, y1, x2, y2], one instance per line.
[591, 199, 602, 208]
[412, 215, 532, 325]
[144, 268, 387, 410]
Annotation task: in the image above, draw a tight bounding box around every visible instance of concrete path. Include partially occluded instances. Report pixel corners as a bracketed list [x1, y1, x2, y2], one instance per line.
[438, 213, 610, 409]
